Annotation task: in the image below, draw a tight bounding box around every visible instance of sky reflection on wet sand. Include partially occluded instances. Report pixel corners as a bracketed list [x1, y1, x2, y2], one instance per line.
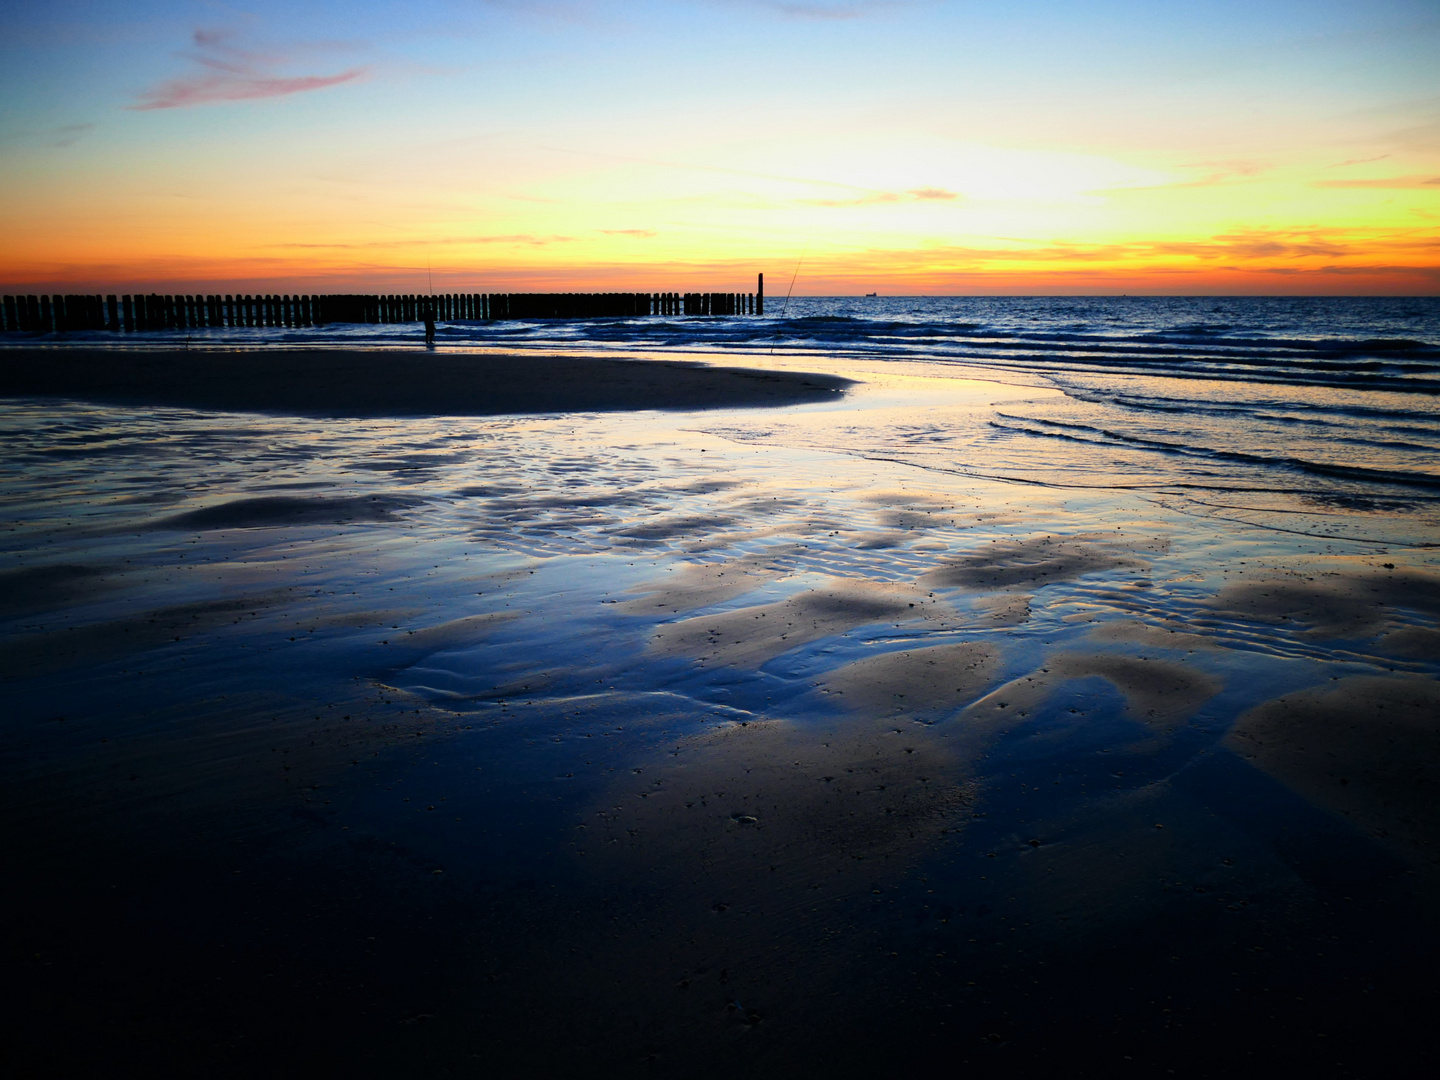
[3, 357, 1438, 1075]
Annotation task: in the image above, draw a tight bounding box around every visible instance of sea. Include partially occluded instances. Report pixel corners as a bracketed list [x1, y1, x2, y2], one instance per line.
[41, 293, 1440, 542]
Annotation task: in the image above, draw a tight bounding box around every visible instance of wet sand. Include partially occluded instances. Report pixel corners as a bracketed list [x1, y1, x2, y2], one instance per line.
[0, 346, 851, 416]
[2, 355, 1439, 1077]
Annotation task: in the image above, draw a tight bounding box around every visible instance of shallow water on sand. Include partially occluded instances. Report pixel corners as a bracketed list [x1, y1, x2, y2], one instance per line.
[3, 355, 1439, 1075]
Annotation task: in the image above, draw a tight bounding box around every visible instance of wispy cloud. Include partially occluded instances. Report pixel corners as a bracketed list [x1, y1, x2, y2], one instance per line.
[1312, 175, 1440, 189]
[0, 121, 97, 148]
[805, 186, 959, 207]
[1155, 159, 1270, 189]
[477, 0, 603, 24]
[1332, 153, 1391, 168]
[602, 229, 658, 238]
[49, 123, 96, 147]
[130, 28, 367, 111]
[271, 234, 577, 249]
[720, 0, 918, 19]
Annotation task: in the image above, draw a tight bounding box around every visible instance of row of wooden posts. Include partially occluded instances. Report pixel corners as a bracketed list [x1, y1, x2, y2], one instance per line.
[0, 277, 766, 333]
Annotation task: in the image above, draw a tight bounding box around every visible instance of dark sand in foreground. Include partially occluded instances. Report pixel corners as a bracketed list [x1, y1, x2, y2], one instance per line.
[0, 347, 851, 415]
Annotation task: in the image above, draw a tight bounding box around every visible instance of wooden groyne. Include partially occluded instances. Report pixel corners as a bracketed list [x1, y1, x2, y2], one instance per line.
[0, 276, 766, 333]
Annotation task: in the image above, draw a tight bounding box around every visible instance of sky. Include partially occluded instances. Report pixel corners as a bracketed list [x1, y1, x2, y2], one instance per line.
[1, 0, 1437, 295]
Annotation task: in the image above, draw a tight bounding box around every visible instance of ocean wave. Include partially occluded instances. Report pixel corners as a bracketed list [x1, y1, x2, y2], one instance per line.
[991, 414, 1440, 493]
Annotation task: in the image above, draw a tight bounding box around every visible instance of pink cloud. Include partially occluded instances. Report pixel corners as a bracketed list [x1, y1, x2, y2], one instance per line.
[130, 28, 368, 110]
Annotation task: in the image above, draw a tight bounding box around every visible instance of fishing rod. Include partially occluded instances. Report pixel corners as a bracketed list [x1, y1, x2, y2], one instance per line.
[770, 244, 807, 355]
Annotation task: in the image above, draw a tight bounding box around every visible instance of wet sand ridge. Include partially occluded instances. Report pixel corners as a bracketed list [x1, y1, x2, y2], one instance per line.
[0, 347, 851, 416]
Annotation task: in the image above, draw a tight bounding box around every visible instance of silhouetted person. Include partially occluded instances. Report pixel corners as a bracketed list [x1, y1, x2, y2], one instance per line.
[424, 307, 436, 346]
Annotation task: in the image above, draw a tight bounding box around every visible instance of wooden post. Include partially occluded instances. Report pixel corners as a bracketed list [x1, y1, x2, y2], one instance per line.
[757, 273, 763, 316]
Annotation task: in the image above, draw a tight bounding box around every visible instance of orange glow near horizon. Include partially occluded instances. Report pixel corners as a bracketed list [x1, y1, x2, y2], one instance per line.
[5, 136, 1435, 295]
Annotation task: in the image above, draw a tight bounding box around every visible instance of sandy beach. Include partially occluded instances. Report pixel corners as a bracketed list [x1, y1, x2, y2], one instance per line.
[2, 342, 1438, 1076]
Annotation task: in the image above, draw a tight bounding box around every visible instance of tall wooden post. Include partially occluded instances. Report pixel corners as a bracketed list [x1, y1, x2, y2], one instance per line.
[757, 273, 763, 316]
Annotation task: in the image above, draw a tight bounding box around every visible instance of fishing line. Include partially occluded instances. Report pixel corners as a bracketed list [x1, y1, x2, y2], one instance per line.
[770, 244, 807, 355]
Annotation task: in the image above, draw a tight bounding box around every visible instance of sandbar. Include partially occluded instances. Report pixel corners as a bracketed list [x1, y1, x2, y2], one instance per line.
[0, 347, 852, 416]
